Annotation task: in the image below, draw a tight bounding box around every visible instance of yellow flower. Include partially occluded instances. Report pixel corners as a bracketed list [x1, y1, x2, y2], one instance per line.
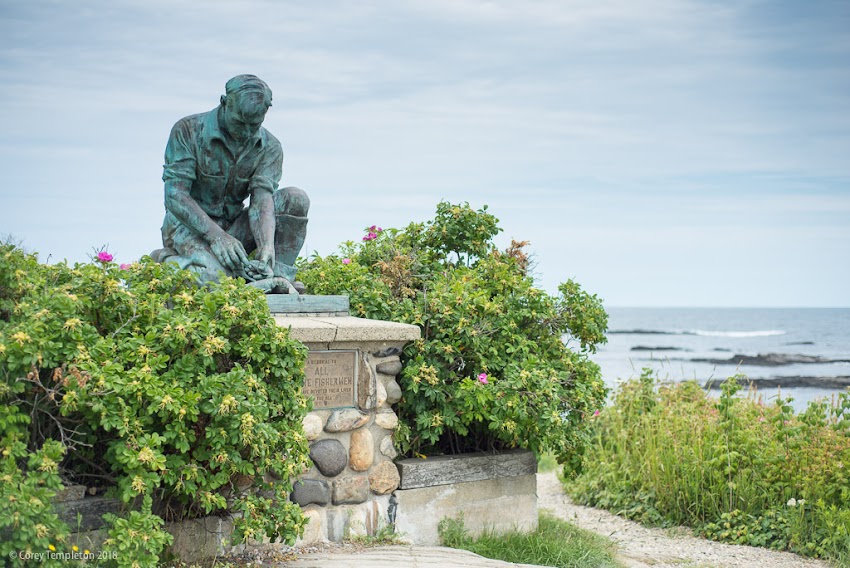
[48, 544, 56, 551]
[38, 456, 58, 473]
[63, 318, 82, 330]
[202, 335, 226, 355]
[174, 291, 194, 305]
[219, 394, 238, 414]
[11, 331, 31, 345]
[72, 545, 79, 552]
[419, 364, 440, 386]
[131, 476, 146, 493]
[137, 447, 156, 465]
[240, 413, 257, 443]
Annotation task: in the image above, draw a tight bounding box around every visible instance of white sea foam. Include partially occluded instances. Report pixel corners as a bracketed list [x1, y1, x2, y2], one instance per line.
[691, 330, 786, 338]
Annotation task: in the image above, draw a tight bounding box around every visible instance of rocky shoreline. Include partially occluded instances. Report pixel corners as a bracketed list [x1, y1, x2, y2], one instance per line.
[704, 375, 850, 389]
[692, 352, 850, 366]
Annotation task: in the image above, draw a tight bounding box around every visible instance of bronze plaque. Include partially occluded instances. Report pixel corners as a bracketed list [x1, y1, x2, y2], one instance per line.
[304, 350, 358, 409]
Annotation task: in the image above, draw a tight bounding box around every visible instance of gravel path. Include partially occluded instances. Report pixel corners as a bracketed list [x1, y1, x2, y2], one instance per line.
[538, 471, 830, 568]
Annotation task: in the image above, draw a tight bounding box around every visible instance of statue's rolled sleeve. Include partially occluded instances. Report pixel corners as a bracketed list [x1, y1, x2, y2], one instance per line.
[162, 121, 198, 183]
[249, 140, 283, 197]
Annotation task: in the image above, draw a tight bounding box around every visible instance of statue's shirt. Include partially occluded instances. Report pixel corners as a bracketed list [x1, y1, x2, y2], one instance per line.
[162, 106, 283, 230]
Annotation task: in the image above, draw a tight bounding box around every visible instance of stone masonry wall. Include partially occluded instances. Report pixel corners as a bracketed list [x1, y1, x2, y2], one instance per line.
[273, 314, 420, 543]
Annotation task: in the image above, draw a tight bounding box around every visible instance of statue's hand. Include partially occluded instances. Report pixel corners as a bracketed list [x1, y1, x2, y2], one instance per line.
[256, 246, 275, 269]
[243, 259, 274, 282]
[247, 277, 299, 295]
[210, 234, 250, 274]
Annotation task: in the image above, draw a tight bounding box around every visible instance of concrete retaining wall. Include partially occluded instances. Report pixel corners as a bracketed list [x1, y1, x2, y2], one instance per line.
[393, 450, 538, 545]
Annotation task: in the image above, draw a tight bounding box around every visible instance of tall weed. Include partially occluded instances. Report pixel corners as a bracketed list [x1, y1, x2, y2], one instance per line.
[567, 370, 850, 564]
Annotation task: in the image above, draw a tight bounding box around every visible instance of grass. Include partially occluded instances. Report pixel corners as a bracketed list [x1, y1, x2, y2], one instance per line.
[345, 521, 406, 546]
[567, 370, 850, 566]
[439, 511, 622, 568]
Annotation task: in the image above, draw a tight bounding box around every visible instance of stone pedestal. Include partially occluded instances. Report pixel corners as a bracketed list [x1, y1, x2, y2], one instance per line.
[273, 311, 419, 543]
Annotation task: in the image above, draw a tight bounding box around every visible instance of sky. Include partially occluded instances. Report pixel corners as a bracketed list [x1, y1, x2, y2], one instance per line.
[1, 0, 848, 307]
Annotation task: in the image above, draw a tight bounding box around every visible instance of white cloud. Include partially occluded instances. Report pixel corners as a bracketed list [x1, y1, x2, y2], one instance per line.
[0, 0, 848, 305]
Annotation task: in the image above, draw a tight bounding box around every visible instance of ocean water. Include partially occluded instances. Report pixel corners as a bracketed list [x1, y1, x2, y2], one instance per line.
[591, 308, 850, 412]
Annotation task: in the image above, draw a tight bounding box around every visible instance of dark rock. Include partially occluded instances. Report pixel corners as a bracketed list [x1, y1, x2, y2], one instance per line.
[372, 347, 401, 358]
[705, 376, 850, 389]
[54, 484, 87, 502]
[609, 329, 673, 335]
[692, 353, 849, 367]
[376, 360, 403, 376]
[630, 346, 686, 352]
[54, 497, 122, 532]
[309, 439, 347, 477]
[290, 479, 331, 506]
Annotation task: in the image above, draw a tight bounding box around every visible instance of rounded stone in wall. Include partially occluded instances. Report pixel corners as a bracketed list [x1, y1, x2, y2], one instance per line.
[332, 474, 370, 505]
[302, 414, 324, 441]
[309, 439, 347, 477]
[291, 479, 331, 506]
[379, 435, 398, 459]
[369, 461, 401, 495]
[376, 380, 387, 407]
[384, 379, 402, 404]
[297, 507, 325, 545]
[349, 428, 375, 471]
[325, 408, 370, 433]
[376, 359, 402, 376]
[375, 409, 399, 430]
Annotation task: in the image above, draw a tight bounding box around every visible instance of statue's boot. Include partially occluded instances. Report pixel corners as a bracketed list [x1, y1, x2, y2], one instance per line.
[274, 213, 308, 293]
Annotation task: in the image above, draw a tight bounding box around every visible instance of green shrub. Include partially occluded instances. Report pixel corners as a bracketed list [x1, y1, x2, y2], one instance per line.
[0, 244, 311, 567]
[297, 201, 608, 471]
[567, 370, 850, 563]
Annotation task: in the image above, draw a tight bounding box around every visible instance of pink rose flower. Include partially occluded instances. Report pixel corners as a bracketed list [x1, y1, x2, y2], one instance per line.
[477, 373, 488, 385]
[97, 251, 113, 263]
[362, 232, 378, 241]
[119, 263, 131, 270]
[593, 410, 601, 417]
[342, 258, 351, 265]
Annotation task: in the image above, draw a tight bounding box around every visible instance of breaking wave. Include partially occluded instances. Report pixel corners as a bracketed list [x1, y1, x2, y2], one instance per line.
[693, 330, 786, 338]
[609, 329, 786, 337]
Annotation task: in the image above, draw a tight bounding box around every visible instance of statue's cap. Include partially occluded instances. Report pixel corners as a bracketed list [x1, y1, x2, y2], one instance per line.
[224, 74, 272, 105]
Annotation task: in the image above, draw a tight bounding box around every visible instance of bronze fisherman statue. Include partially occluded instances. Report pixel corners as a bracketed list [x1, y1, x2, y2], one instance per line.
[151, 75, 307, 293]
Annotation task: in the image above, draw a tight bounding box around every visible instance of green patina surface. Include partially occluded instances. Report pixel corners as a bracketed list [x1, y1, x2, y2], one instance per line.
[265, 295, 350, 314]
[151, 74, 308, 293]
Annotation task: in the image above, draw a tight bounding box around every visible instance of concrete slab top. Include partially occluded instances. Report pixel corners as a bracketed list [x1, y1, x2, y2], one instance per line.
[274, 315, 421, 344]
